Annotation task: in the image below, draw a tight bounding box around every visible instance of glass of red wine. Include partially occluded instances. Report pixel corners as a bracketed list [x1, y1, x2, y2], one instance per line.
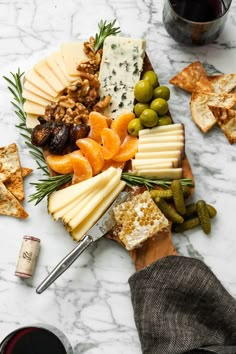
[0, 324, 74, 354]
[163, 0, 232, 45]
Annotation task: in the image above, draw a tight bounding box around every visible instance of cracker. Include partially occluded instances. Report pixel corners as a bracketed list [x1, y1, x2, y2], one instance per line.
[169, 61, 209, 93]
[0, 181, 28, 218]
[208, 74, 236, 94]
[194, 76, 214, 93]
[21, 167, 33, 178]
[0, 143, 24, 201]
[190, 92, 236, 133]
[208, 106, 236, 144]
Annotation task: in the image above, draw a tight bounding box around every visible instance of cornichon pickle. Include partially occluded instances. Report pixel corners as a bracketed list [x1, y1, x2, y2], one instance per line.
[185, 203, 217, 219]
[150, 186, 190, 201]
[171, 180, 186, 215]
[155, 197, 184, 224]
[172, 217, 200, 233]
[196, 200, 211, 235]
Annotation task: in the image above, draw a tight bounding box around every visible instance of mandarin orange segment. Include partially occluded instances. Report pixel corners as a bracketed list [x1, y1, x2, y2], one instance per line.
[111, 112, 135, 142]
[46, 153, 73, 174]
[112, 135, 138, 162]
[101, 128, 121, 160]
[88, 111, 108, 144]
[101, 160, 125, 172]
[70, 150, 93, 184]
[76, 138, 105, 175]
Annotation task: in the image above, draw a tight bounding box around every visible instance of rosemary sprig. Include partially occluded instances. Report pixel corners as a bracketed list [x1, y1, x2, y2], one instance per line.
[121, 173, 193, 190]
[29, 174, 72, 205]
[94, 19, 121, 52]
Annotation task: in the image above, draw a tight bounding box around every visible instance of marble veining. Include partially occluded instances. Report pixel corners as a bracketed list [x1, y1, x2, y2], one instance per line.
[0, 0, 236, 352]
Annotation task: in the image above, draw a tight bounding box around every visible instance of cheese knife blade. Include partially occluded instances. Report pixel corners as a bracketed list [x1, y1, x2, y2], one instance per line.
[36, 191, 129, 294]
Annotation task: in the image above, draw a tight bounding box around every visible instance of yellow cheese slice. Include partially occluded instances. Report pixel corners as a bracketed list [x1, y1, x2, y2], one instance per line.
[138, 129, 184, 138]
[62, 188, 99, 224]
[133, 162, 173, 170]
[71, 181, 126, 241]
[46, 53, 70, 87]
[26, 114, 39, 129]
[137, 168, 183, 179]
[135, 151, 181, 159]
[67, 170, 122, 231]
[34, 59, 65, 92]
[51, 51, 79, 82]
[139, 123, 183, 136]
[22, 89, 52, 106]
[23, 100, 45, 115]
[138, 142, 184, 153]
[132, 158, 180, 168]
[24, 80, 58, 102]
[139, 135, 184, 144]
[25, 69, 58, 97]
[61, 42, 88, 76]
[48, 167, 118, 213]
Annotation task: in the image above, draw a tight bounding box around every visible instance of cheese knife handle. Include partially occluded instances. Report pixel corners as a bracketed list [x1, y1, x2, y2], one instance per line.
[36, 234, 93, 294]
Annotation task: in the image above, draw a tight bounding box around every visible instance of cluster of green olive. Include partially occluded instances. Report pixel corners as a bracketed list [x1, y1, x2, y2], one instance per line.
[128, 70, 171, 136]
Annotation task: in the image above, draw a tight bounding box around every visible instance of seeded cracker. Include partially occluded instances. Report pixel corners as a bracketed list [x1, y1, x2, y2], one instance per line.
[208, 106, 236, 144]
[0, 143, 24, 201]
[169, 61, 209, 93]
[113, 191, 169, 251]
[190, 92, 236, 133]
[0, 181, 28, 218]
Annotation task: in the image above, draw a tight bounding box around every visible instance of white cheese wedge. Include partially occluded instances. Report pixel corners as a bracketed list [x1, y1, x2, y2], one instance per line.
[26, 114, 39, 129]
[135, 151, 182, 160]
[50, 51, 78, 82]
[62, 188, 99, 224]
[71, 180, 126, 241]
[34, 59, 65, 92]
[23, 80, 58, 102]
[25, 69, 58, 97]
[138, 142, 184, 153]
[139, 123, 183, 136]
[132, 158, 180, 168]
[61, 42, 89, 76]
[46, 53, 70, 87]
[22, 89, 52, 106]
[138, 129, 184, 138]
[66, 170, 122, 231]
[139, 135, 184, 144]
[133, 162, 173, 170]
[48, 167, 118, 213]
[99, 36, 146, 118]
[137, 168, 183, 179]
[23, 100, 45, 115]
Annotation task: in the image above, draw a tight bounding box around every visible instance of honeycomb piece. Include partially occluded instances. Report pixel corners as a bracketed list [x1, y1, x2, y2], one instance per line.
[113, 191, 169, 250]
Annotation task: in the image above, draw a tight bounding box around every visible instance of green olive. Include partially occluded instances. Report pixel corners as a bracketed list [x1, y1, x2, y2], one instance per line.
[158, 115, 172, 126]
[134, 80, 153, 103]
[134, 103, 149, 117]
[142, 70, 159, 88]
[153, 86, 170, 101]
[150, 98, 169, 116]
[127, 118, 144, 136]
[140, 109, 159, 128]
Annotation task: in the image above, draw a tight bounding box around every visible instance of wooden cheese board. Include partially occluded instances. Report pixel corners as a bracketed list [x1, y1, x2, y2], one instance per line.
[106, 54, 194, 271]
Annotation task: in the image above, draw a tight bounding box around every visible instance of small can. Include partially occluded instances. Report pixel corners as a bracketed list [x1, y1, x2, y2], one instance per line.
[15, 236, 40, 278]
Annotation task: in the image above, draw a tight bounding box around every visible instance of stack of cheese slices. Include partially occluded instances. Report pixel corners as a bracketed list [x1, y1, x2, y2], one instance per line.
[48, 167, 126, 241]
[131, 123, 185, 179]
[23, 43, 89, 127]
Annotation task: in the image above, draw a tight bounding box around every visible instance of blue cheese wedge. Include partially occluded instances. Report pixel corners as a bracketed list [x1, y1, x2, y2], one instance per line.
[99, 36, 146, 118]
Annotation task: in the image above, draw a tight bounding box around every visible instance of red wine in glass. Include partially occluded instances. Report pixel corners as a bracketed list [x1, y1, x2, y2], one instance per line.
[0, 326, 73, 354]
[163, 0, 232, 45]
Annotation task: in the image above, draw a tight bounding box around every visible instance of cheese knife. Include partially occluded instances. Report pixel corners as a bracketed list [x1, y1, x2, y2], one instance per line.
[36, 191, 129, 294]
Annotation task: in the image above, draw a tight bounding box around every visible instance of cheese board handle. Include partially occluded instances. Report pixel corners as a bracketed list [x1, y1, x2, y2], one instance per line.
[36, 234, 93, 294]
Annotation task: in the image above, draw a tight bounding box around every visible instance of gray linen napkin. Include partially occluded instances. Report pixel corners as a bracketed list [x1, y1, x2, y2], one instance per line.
[129, 256, 236, 354]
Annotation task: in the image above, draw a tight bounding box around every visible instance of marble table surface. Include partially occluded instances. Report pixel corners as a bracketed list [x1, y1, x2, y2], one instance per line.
[0, 0, 235, 353]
